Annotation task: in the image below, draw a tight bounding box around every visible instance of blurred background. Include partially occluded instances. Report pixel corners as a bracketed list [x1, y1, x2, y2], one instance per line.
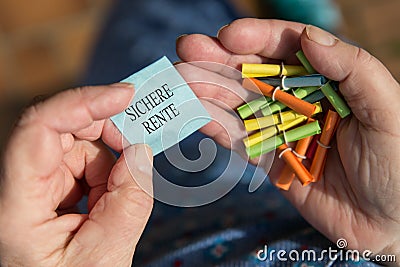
[0, 0, 399, 150]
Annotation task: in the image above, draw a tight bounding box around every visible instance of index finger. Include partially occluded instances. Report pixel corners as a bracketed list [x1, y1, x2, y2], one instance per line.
[218, 18, 305, 60]
[18, 83, 134, 134]
[176, 18, 306, 68]
[6, 83, 134, 180]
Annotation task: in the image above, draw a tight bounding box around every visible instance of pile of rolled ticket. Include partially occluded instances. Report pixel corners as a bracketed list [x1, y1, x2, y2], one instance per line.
[238, 50, 350, 190]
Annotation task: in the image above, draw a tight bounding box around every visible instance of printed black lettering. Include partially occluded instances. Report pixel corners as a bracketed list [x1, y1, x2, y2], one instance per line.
[169, 103, 180, 117]
[142, 121, 156, 134]
[149, 91, 161, 106]
[162, 84, 174, 97]
[154, 113, 167, 125]
[125, 106, 137, 122]
[141, 95, 155, 110]
[135, 101, 147, 115]
[155, 88, 168, 101]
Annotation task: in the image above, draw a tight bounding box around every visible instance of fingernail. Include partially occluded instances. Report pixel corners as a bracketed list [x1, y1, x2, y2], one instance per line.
[134, 144, 153, 177]
[110, 82, 134, 89]
[217, 24, 229, 38]
[108, 82, 135, 106]
[306, 25, 338, 47]
[176, 34, 188, 43]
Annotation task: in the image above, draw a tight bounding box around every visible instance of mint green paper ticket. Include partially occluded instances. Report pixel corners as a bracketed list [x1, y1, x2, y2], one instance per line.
[111, 57, 211, 155]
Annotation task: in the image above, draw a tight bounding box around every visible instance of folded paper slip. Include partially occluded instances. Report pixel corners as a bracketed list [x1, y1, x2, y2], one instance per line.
[310, 110, 340, 181]
[243, 78, 316, 118]
[111, 57, 211, 155]
[259, 74, 327, 88]
[244, 102, 322, 131]
[242, 63, 308, 78]
[246, 120, 321, 159]
[277, 144, 313, 186]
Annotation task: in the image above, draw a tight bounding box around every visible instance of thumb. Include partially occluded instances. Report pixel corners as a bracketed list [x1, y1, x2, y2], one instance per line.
[301, 25, 400, 132]
[66, 144, 153, 265]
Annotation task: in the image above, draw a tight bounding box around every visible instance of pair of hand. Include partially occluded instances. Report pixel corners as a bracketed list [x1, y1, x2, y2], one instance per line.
[1, 18, 399, 266]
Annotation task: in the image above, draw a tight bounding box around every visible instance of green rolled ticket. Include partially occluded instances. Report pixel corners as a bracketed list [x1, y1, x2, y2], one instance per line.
[320, 83, 351, 118]
[296, 50, 351, 118]
[296, 50, 317, 74]
[237, 96, 272, 119]
[246, 120, 321, 159]
[302, 90, 326, 103]
[261, 101, 287, 116]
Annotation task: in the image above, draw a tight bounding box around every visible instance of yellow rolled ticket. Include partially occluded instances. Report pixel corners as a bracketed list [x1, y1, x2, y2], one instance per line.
[242, 64, 308, 78]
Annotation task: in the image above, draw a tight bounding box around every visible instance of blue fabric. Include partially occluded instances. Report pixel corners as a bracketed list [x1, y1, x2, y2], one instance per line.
[84, 0, 239, 86]
[135, 182, 378, 266]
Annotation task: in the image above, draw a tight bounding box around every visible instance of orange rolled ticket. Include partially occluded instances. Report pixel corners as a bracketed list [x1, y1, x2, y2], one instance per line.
[277, 144, 313, 186]
[310, 110, 341, 181]
[276, 119, 315, 190]
[276, 135, 314, 190]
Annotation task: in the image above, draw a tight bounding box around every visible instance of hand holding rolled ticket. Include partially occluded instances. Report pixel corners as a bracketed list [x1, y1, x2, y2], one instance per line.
[177, 18, 400, 258]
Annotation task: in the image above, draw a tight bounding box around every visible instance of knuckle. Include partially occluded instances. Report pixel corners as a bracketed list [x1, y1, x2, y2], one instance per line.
[16, 104, 40, 127]
[118, 186, 153, 218]
[354, 47, 374, 69]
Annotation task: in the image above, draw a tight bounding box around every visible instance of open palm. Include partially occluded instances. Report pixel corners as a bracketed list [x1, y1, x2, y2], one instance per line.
[177, 18, 400, 257]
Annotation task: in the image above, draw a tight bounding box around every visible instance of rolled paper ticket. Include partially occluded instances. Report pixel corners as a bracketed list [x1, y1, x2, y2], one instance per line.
[260, 86, 320, 116]
[276, 119, 315, 190]
[244, 115, 278, 132]
[295, 50, 351, 118]
[237, 96, 272, 119]
[242, 63, 308, 78]
[320, 82, 351, 118]
[277, 144, 313, 186]
[276, 116, 308, 132]
[242, 78, 274, 95]
[246, 120, 321, 158]
[243, 78, 316, 118]
[245, 102, 322, 131]
[291, 86, 320, 100]
[306, 134, 320, 160]
[244, 114, 312, 147]
[261, 100, 287, 116]
[243, 126, 278, 148]
[302, 90, 326, 104]
[260, 74, 327, 88]
[296, 50, 317, 74]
